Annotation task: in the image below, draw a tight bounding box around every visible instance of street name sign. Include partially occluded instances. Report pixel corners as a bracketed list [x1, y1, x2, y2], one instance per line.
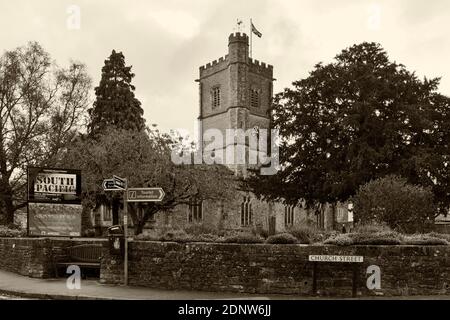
[127, 188, 165, 202]
[308, 255, 364, 263]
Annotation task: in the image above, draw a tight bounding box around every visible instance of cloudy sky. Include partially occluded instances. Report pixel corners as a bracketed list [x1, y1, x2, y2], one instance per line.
[1, 0, 449, 135]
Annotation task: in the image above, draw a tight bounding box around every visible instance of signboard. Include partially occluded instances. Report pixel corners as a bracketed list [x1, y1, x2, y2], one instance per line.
[308, 255, 364, 263]
[28, 203, 82, 237]
[103, 176, 127, 191]
[28, 167, 82, 203]
[103, 179, 120, 191]
[27, 167, 82, 237]
[127, 188, 165, 202]
[113, 175, 127, 190]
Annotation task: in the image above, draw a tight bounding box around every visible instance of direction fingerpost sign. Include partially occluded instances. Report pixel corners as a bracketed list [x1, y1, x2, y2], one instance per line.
[102, 174, 129, 286]
[127, 188, 165, 202]
[113, 175, 127, 190]
[102, 175, 127, 191]
[102, 179, 116, 191]
[102, 177, 164, 287]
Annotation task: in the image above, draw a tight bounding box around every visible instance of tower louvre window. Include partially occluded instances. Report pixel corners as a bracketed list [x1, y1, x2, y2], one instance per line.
[212, 86, 221, 109]
[250, 88, 260, 108]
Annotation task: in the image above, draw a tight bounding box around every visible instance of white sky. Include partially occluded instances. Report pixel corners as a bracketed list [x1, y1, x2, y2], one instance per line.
[1, 0, 449, 135]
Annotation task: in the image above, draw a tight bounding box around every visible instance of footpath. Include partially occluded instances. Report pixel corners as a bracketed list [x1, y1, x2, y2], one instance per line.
[0, 269, 288, 300]
[0, 269, 449, 300]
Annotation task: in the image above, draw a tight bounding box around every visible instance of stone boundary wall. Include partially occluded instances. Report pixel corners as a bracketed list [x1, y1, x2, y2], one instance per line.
[100, 242, 450, 297]
[0, 238, 449, 297]
[0, 237, 105, 278]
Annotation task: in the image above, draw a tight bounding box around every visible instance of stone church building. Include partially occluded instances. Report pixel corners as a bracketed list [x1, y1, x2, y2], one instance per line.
[92, 32, 352, 235]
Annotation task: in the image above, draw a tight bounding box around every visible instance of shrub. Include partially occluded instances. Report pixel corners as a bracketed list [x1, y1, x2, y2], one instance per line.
[324, 224, 450, 246]
[319, 230, 339, 242]
[251, 226, 269, 239]
[134, 230, 219, 243]
[350, 231, 403, 245]
[188, 233, 220, 243]
[353, 222, 393, 234]
[134, 233, 159, 241]
[402, 234, 449, 245]
[352, 175, 437, 233]
[83, 229, 96, 237]
[6, 223, 22, 230]
[287, 227, 310, 244]
[266, 233, 298, 244]
[323, 225, 403, 246]
[0, 225, 26, 238]
[429, 232, 450, 242]
[258, 229, 269, 239]
[324, 234, 354, 246]
[287, 226, 324, 244]
[222, 232, 264, 244]
[160, 229, 191, 242]
[184, 223, 217, 236]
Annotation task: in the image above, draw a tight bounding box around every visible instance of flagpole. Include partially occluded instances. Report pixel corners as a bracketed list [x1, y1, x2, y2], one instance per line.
[250, 18, 252, 59]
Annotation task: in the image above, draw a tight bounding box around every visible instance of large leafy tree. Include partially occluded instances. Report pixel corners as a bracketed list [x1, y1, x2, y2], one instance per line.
[0, 42, 91, 224]
[249, 42, 450, 215]
[63, 128, 237, 235]
[88, 50, 145, 136]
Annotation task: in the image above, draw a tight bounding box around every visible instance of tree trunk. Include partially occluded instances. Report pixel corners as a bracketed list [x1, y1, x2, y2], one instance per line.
[112, 198, 119, 225]
[4, 192, 15, 225]
[0, 150, 15, 225]
[81, 205, 93, 236]
[135, 221, 145, 236]
[332, 203, 337, 231]
[134, 208, 157, 236]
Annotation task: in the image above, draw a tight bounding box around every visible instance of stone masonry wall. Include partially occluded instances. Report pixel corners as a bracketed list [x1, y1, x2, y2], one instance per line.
[100, 241, 450, 297]
[0, 237, 106, 278]
[0, 237, 449, 297]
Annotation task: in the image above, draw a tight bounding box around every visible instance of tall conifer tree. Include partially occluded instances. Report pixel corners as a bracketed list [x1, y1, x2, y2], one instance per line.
[88, 50, 145, 136]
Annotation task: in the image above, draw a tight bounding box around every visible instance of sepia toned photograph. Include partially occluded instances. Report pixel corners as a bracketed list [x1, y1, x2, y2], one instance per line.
[0, 0, 449, 314]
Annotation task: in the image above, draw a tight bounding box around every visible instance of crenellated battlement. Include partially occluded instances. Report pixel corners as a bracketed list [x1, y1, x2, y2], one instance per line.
[228, 32, 249, 44]
[200, 33, 273, 79]
[249, 58, 273, 78]
[199, 54, 229, 76]
[200, 55, 273, 79]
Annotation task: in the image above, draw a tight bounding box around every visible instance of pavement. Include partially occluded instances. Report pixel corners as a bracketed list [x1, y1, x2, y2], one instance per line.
[0, 269, 290, 300]
[0, 269, 449, 300]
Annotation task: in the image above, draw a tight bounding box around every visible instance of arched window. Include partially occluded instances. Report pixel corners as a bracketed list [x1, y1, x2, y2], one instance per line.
[285, 205, 295, 227]
[102, 204, 112, 221]
[188, 197, 203, 223]
[241, 196, 253, 226]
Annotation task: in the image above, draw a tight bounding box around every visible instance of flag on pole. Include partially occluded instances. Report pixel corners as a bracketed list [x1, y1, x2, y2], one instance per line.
[251, 22, 262, 38]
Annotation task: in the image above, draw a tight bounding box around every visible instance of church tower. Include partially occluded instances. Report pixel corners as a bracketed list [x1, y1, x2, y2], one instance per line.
[197, 32, 274, 175]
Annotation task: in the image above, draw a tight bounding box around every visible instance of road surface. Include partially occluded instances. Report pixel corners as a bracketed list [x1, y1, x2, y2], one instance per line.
[0, 293, 33, 300]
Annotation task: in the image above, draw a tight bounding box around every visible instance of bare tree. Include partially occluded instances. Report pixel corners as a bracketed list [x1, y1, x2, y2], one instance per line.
[0, 42, 92, 224]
